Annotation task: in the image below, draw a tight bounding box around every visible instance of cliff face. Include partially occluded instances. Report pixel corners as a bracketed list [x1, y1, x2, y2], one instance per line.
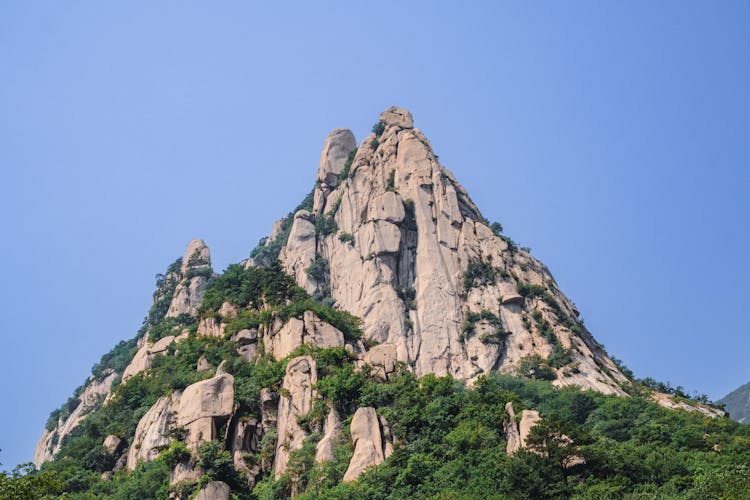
[267, 106, 627, 394]
[33, 108, 729, 499]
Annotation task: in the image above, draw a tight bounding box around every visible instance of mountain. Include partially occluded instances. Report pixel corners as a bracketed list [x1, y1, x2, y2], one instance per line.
[720, 381, 750, 423]
[17, 108, 748, 499]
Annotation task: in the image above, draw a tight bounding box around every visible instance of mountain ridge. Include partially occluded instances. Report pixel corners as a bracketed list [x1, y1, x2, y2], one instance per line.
[25, 107, 741, 500]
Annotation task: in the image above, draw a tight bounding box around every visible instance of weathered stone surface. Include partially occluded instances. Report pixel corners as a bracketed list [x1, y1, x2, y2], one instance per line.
[519, 410, 541, 449]
[197, 355, 211, 372]
[504, 402, 522, 455]
[103, 435, 121, 455]
[303, 310, 345, 349]
[379, 106, 413, 129]
[167, 239, 212, 318]
[260, 388, 278, 434]
[266, 107, 629, 396]
[652, 392, 726, 418]
[126, 396, 173, 470]
[266, 313, 345, 361]
[343, 407, 388, 482]
[367, 191, 405, 224]
[279, 211, 317, 294]
[34, 371, 117, 467]
[170, 461, 202, 487]
[316, 128, 357, 187]
[274, 356, 317, 478]
[176, 373, 235, 427]
[194, 481, 230, 500]
[315, 408, 342, 463]
[363, 344, 398, 380]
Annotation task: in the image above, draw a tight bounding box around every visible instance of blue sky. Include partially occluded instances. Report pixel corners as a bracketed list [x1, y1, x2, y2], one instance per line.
[1, 1, 748, 469]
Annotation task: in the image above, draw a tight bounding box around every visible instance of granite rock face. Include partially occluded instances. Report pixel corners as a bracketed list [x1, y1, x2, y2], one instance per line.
[34, 371, 117, 467]
[274, 107, 627, 394]
[274, 356, 317, 478]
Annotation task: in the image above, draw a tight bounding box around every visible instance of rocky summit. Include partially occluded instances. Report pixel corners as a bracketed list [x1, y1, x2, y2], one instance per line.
[27, 108, 748, 499]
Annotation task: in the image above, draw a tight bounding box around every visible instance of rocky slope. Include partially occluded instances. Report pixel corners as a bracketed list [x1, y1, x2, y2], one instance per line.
[720, 381, 750, 423]
[31, 108, 732, 499]
[254, 106, 628, 395]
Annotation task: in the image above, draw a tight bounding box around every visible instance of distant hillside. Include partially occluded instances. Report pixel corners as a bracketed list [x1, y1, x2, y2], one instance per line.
[720, 381, 750, 423]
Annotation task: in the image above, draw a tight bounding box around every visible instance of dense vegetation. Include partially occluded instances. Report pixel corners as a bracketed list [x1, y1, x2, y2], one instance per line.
[9, 257, 750, 499]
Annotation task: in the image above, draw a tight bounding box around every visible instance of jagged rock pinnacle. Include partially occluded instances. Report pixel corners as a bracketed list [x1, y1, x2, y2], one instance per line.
[316, 128, 356, 188]
[379, 106, 414, 129]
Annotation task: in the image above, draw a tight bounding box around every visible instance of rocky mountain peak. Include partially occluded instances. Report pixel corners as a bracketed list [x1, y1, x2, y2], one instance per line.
[272, 107, 628, 393]
[181, 238, 211, 274]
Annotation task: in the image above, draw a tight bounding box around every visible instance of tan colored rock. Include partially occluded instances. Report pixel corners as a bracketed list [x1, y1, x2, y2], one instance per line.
[126, 396, 173, 470]
[149, 335, 175, 355]
[274, 356, 317, 478]
[194, 481, 230, 500]
[315, 408, 342, 463]
[504, 402, 522, 455]
[260, 388, 278, 434]
[343, 407, 387, 482]
[103, 435, 121, 455]
[279, 211, 317, 294]
[196, 355, 211, 372]
[316, 128, 357, 187]
[176, 373, 235, 427]
[303, 310, 345, 349]
[367, 192, 405, 224]
[519, 410, 541, 449]
[34, 371, 117, 467]
[170, 461, 202, 487]
[197, 316, 223, 338]
[255, 107, 629, 397]
[167, 239, 212, 318]
[379, 106, 414, 129]
[272, 317, 305, 360]
[651, 392, 726, 418]
[363, 344, 398, 380]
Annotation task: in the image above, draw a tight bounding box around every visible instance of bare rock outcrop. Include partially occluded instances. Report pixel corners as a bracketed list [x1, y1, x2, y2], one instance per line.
[194, 481, 231, 500]
[504, 402, 522, 455]
[315, 408, 342, 463]
[343, 407, 392, 482]
[34, 371, 117, 467]
[265, 313, 345, 360]
[269, 106, 628, 396]
[126, 396, 174, 469]
[176, 370, 235, 451]
[274, 356, 317, 478]
[167, 239, 212, 318]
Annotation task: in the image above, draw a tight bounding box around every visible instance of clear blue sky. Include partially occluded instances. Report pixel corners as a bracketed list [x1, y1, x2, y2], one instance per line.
[1, 1, 748, 469]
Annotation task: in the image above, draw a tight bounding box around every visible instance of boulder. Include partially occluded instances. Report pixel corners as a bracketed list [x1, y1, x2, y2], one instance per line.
[167, 239, 212, 318]
[126, 396, 173, 470]
[363, 344, 398, 380]
[503, 402, 522, 455]
[315, 408, 342, 463]
[379, 106, 414, 129]
[343, 407, 389, 482]
[194, 481, 230, 500]
[176, 371, 235, 451]
[102, 435, 121, 455]
[316, 128, 357, 187]
[274, 356, 317, 478]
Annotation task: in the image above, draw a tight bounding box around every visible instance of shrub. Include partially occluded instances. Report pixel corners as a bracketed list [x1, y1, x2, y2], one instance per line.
[337, 232, 354, 244]
[372, 121, 386, 137]
[463, 261, 498, 290]
[518, 355, 557, 381]
[338, 148, 358, 183]
[517, 282, 547, 298]
[386, 170, 396, 192]
[490, 222, 504, 235]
